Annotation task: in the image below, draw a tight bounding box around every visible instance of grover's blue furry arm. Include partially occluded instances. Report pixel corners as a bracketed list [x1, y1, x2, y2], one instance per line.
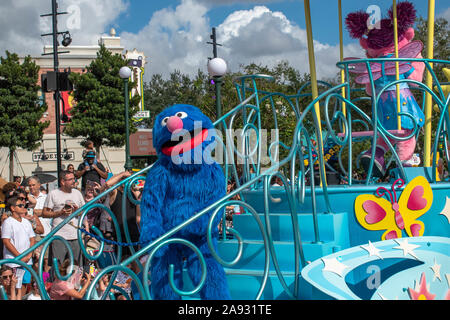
[139, 161, 168, 249]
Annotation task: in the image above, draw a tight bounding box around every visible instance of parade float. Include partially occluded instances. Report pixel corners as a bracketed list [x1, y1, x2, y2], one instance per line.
[1, 0, 448, 301]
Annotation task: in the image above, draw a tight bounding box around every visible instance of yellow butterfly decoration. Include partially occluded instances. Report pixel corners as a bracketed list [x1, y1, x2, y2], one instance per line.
[354, 176, 433, 240]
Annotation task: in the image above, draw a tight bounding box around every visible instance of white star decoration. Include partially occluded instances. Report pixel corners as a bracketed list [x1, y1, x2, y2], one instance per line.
[378, 292, 398, 300]
[322, 257, 348, 277]
[430, 258, 442, 282]
[393, 239, 420, 260]
[360, 241, 384, 259]
[439, 196, 450, 224]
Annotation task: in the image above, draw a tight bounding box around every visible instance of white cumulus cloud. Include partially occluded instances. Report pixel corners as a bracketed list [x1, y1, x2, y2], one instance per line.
[215, 5, 364, 80]
[0, 0, 128, 56]
[120, 0, 211, 79]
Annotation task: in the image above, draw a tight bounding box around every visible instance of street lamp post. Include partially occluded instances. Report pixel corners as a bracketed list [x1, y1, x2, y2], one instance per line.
[207, 57, 227, 121]
[119, 66, 132, 171]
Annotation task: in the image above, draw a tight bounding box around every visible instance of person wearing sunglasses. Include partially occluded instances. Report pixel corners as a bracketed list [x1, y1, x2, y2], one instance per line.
[0, 265, 18, 300]
[1, 196, 36, 300]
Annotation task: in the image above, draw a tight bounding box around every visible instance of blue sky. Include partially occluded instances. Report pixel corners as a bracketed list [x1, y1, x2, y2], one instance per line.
[113, 0, 449, 46]
[1, 0, 448, 81]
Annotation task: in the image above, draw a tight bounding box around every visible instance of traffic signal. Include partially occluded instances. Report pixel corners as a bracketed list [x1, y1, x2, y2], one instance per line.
[41, 71, 72, 92]
[58, 71, 73, 91]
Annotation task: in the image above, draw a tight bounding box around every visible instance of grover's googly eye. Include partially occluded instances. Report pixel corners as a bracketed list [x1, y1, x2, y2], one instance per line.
[161, 117, 169, 126]
[175, 112, 188, 119]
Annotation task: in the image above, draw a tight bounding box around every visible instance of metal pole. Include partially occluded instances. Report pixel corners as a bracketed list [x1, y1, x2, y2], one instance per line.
[392, 0, 402, 131]
[52, 0, 62, 186]
[215, 76, 222, 121]
[338, 0, 346, 120]
[211, 27, 217, 58]
[124, 79, 132, 170]
[424, 0, 435, 167]
[303, 0, 327, 188]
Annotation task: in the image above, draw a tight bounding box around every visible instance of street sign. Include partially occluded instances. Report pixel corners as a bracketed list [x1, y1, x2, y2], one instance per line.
[32, 151, 75, 162]
[129, 130, 157, 156]
[133, 110, 150, 118]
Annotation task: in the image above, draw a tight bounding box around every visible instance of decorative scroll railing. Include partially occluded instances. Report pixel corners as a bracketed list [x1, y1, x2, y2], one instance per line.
[1, 57, 449, 300]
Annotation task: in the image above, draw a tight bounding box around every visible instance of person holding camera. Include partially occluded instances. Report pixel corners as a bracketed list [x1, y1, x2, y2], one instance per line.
[42, 170, 85, 268]
[75, 151, 108, 192]
[49, 258, 92, 300]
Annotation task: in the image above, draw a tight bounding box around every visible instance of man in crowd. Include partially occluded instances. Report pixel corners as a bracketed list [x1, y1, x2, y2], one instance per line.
[42, 170, 85, 267]
[75, 151, 108, 192]
[1, 196, 36, 300]
[27, 176, 51, 272]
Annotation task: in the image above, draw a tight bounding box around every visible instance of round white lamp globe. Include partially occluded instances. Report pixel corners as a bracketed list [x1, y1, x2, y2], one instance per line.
[207, 57, 227, 77]
[119, 66, 132, 79]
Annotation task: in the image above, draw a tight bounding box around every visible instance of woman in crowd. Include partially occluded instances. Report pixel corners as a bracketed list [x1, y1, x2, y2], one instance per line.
[49, 258, 92, 300]
[0, 265, 18, 300]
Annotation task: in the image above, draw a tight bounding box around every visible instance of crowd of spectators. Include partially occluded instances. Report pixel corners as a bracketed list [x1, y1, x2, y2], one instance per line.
[1, 146, 264, 300]
[0, 143, 143, 300]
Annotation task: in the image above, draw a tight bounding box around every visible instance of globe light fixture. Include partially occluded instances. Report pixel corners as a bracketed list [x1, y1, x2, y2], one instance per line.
[119, 66, 132, 79]
[207, 57, 227, 77]
[207, 58, 227, 121]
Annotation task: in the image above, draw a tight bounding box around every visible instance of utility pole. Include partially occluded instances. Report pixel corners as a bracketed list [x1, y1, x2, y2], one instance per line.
[40, 0, 71, 187]
[207, 27, 221, 59]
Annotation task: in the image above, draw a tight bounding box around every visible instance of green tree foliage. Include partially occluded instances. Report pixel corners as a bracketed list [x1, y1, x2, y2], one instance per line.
[414, 17, 449, 83]
[144, 61, 310, 138]
[413, 17, 449, 158]
[0, 51, 49, 180]
[65, 45, 140, 153]
[143, 70, 211, 128]
[143, 60, 317, 167]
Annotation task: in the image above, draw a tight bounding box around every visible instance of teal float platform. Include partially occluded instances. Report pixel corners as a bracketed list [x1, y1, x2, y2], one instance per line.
[301, 236, 450, 300]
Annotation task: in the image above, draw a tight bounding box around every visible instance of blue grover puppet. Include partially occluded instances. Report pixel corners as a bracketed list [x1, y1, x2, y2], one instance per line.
[139, 104, 231, 300]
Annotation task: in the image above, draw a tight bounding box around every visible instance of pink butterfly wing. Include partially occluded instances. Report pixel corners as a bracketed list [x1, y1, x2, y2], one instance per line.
[398, 40, 424, 59]
[381, 41, 423, 75]
[404, 186, 427, 236]
[385, 230, 400, 240]
[383, 64, 413, 76]
[355, 195, 401, 240]
[406, 185, 427, 211]
[362, 200, 387, 224]
[409, 223, 422, 237]
[345, 57, 381, 74]
[397, 176, 432, 238]
[355, 72, 382, 84]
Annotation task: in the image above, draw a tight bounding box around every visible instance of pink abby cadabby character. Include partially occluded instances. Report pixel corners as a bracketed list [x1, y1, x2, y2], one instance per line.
[345, 1, 425, 178]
